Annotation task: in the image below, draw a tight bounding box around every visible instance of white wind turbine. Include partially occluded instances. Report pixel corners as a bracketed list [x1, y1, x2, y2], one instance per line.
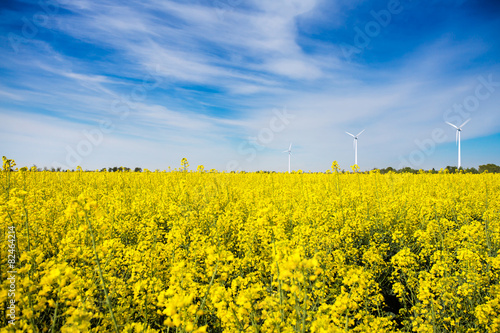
[283, 143, 292, 173]
[445, 119, 470, 169]
[346, 130, 365, 166]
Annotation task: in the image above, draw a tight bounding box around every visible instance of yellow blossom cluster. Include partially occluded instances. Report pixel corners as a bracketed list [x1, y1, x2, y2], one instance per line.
[1, 160, 499, 332]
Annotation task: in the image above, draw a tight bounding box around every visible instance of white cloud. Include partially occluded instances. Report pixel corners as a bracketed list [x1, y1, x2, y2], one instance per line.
[0, 90, 24, 101]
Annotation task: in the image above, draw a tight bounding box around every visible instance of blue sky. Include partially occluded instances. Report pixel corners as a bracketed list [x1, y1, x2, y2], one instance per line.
[1, 0, 499, 171]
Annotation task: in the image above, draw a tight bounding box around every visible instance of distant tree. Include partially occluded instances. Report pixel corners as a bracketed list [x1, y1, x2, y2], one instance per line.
[479, 164, 500, 173]
[134, 167, 142, 172]
[445, 166, 458, 173]
[100, 168, 107, 172]
[380, 167, 396, 174]
[399, 167, 417, 174]
[465, 167, 479, 174]
[51, 167, 55, 172]
[112, 167, 118, 172]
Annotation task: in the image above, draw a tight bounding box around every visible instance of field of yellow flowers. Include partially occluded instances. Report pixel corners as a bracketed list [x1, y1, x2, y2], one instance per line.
[1, 158, 500, 332]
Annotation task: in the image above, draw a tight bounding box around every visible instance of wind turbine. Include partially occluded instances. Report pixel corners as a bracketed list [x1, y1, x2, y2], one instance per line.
[346, 130, 365, 166]
[283, 143, 292, 173]
[445, 119, 470, 169]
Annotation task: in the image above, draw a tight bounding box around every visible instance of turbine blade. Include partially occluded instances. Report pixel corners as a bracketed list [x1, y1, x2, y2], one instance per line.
[456, 130, 458, 145]
[356, 129, 365, 137]
[459, 118, 471, 128]
[445, 121, 459, 130]
[345, 131, 355, 137]
[289, 143, 292, 151]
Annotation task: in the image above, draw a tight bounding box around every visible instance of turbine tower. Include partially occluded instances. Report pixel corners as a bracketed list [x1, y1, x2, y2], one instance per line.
[283, 143, 292, 173]
[446, 119, 470, 169]
[346, 130, 365, 166]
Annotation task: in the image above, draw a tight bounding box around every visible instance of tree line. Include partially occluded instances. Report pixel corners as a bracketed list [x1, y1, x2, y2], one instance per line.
[21, 164, 500, 173]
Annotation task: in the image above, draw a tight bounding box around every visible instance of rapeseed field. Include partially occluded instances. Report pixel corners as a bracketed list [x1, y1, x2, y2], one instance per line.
[1, 158, 499, 332]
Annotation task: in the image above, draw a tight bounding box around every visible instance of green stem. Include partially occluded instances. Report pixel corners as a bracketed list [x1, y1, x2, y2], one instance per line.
[85, 213, 119, 333]
[194, 261, 219, 326]
[50, 287, 61, 333]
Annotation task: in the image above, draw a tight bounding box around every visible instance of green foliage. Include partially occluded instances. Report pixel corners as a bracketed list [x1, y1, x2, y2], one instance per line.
[479, 164, 500, 173]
